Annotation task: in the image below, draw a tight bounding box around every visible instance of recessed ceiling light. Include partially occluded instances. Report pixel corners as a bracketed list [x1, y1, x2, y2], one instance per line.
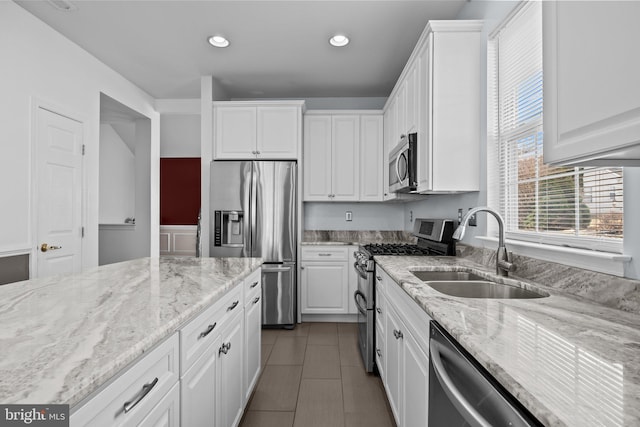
[208, 35, 230, 48]
[329, 34, 350, 47]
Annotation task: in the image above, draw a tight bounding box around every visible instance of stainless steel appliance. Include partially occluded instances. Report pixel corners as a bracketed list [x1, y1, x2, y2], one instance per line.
[353, 218, 456, 372]
[429, 321, 541, 426]
[388, 132, 417, 193]
[210, 161, 296, 328]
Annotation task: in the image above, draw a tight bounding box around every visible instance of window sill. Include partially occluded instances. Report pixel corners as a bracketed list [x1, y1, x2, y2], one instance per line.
[474, 236, 631, 277]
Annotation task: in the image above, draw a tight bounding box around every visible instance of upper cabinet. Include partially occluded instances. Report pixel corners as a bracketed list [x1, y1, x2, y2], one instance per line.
[214, 101, 304, 160]
[543, 1, 640, 166]
[384, 20, 483, 195]
[303, 111, 383, 202]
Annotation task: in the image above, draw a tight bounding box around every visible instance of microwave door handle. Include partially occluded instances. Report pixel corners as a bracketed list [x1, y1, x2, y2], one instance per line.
[395, 152, 404, 185]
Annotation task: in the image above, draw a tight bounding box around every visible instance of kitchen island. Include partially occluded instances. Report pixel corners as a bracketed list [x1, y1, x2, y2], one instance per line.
[375, 255, 640, 427]
[0, 256, 262, 410]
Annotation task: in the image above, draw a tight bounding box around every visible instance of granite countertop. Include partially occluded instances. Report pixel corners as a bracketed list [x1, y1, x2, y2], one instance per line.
[302, 230, 415, 246]
[375, 255, 640, 427]
[0, 256, 262, 407]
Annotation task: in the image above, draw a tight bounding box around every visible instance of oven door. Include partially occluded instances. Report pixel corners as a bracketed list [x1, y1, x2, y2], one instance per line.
[354, 261, 375, 372]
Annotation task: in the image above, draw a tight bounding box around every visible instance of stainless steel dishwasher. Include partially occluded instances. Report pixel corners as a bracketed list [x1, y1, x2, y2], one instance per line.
[429, 321, 542, 427]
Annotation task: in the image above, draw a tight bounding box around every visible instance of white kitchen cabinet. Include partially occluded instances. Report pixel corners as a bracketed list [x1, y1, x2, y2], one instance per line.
[214, 101, 303, 160]
[138, 383, 180, 427]
[359, 116, 384, 201]
[383, 99, 398, 201]
[216, 308, 245, 427]
[71, 334, 180, 427]
[304, 112, 383, 202]
[300, 246, 349, 314]
[347, 246, 358, 314]
[180, 337, 218, 427]
[374, 273, 386, 380]
[383, 20, 482, 194]
[243, 269, 262, 402]
[378, 268, 431, 427]
[543, 1, 640, 166]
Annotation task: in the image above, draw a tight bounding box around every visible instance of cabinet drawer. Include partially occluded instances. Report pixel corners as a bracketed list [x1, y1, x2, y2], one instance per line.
[375, 322, 385, 381]
[301, 246, 349, 261]
[180, 285, 242, 375]
[71, 333, 179, 427]
[375, 293, 385, 335]
[244, 268, 262, 305]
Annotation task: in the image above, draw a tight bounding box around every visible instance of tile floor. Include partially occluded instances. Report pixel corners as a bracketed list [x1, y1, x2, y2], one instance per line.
[239, 322, 397, 427]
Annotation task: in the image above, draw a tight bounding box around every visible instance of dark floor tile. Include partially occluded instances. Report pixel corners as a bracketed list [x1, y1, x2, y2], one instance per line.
[302, 345, 341, 379]
[267, 336, 307, 365]
[249, 365, 302, 411]
[293, 379, 345, 427]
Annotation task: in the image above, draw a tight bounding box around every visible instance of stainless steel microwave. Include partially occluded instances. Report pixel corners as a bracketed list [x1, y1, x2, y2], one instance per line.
[388, 133, 417, 193]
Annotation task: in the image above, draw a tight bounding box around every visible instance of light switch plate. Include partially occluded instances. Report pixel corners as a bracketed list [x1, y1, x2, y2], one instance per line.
[346, 211, 353, 221]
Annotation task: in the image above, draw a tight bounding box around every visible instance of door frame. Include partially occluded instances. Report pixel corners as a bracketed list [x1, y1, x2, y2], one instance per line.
[30, 97, 87, 279]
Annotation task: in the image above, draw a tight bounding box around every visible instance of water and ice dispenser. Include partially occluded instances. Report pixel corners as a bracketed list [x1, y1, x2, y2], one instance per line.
[213, 210, 244, 247]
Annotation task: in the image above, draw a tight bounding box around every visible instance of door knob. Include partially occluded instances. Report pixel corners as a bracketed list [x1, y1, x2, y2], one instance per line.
[41, 243, 62, 252]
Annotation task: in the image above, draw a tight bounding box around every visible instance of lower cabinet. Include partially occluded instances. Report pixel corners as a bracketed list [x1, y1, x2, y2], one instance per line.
[217, 309, 245, 427]
[300, 246, 350, 314]
[71, 268, 263, 427]
[377, 268, 431, 427]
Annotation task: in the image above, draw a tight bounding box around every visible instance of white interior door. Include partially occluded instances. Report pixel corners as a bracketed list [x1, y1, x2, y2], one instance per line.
[36, 107, 84, 278]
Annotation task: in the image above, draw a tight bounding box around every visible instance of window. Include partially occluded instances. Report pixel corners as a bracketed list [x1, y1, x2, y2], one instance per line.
[488, 1, 623, 253]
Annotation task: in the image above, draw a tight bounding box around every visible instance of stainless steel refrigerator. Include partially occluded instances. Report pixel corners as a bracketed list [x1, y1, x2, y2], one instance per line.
[210, 161, 296, 327]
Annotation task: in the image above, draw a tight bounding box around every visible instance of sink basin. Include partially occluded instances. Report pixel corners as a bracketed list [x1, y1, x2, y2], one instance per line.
[411, 271, 485, 282]
[427, 281, 547, 299]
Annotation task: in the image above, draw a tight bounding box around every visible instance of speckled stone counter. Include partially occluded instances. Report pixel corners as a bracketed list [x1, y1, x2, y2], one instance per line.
[302, 230, 415, 245]
[0, 256, 262, 407]
[375, 255, 640, 427]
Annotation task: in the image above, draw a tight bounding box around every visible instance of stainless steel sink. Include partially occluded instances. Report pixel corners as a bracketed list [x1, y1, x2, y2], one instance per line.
[410, 270, 548, 299]
[426, 281, 547, 299]
[411, 271, 485, 282]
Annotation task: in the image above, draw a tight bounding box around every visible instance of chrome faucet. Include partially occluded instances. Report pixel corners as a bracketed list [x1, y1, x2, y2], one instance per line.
[453, 206, 515, 277]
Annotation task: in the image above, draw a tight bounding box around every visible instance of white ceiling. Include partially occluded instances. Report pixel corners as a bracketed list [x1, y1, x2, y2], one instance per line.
[16, 0, 468, 100]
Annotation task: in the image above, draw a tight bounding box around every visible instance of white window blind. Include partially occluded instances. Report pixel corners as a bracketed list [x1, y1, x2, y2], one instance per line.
[488, 1, 623, 253]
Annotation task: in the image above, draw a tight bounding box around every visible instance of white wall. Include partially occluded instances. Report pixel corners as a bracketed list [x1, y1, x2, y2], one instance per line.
[160, 115, 201, 157]
[0, 2, 160, 271]
[304, 202, 405, 231]
[99, 124, 136, 223]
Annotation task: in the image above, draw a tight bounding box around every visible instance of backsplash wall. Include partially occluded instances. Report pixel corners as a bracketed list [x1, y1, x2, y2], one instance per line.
[303, 202, 405, 230]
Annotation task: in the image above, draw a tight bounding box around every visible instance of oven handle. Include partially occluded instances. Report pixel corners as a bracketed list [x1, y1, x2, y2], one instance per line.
[429, 340, 492, 427]
[353, 290, 368, 315]
[353, 262, 369, 280]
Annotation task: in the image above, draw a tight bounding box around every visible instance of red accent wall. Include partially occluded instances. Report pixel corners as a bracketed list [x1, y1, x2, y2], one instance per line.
[160, 158, 201, 225]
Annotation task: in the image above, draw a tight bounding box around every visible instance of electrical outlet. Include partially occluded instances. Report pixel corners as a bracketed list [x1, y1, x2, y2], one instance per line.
[346, 211, 352, 222]
[409, 210, 413, 222]
[457, 209, 463, 223]
[468, 208, 477, 226]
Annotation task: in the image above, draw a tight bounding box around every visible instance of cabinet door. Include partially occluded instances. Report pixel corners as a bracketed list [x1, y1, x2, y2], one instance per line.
[416, 35, 432, 193]
[347, 246, 358, 314]
[180, 341, 217, 427]
[332, 116, 360, 201]
[359, 115, 384, 202]
[402, 331, 429, 427]
[543, 1, 640, 165]
[374, 289, 386, 382]
[303, 115, 332, 201]
[138, 383, 180, 427]
[383, 98, 398, 201]
[257, 106, 299, 159]
[217, 310, 245, 427]
[300, 262, 349, 314]
[405, 58, 420, 134]
[396, 81, 407, 137]
[244, 293, 262, 402]
[214, 106, 257, 159]
[384, 305, 403, 426]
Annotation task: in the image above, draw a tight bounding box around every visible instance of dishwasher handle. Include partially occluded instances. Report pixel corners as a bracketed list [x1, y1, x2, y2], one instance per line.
[429, 339, 492, 427]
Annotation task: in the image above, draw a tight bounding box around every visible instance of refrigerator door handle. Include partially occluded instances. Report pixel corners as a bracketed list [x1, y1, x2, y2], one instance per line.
[242, 163, 252, 257]
[262, 266, 293, 273]
[250, 162, 258, 257]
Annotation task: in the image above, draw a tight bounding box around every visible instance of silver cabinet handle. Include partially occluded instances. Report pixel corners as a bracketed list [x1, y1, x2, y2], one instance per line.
[393, 329, 403, 340]
[251, 281, 259, 288]
[123, 377, 158, 413]
[227, 300, 239, 311]
[318, 253, 332, 257]
[376, 275, 382, 281]
[376, 348, 382, 357]
[198, 322, 217, 340]
[376, 307, 382, 314]
[219, 342, 232, 356]
[252, 297, 260, 304]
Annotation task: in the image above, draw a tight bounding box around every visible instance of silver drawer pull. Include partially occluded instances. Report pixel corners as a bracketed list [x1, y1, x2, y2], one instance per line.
[219, 342, 231, 356]
[227, 300, 239, 311]
[198, 322, 217, 339]
[393, 329, 403, 340]
[251, 281, 259, 288]
[376, 275, 382, 281]
[376, 307, 382, 314]
[376, 348, 382, 357]
[252, 296, 260, 304]
[318, 253, 332, 257]
[123, 377, 158, 413]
